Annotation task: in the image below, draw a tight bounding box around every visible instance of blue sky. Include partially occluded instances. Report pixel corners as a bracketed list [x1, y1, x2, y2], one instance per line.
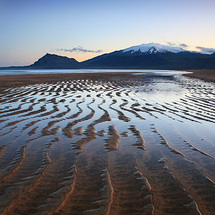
[1, 0, 215, 66]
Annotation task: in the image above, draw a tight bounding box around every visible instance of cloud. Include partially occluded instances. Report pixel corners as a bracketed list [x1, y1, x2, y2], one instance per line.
[196, 46, 215, 54]
[179, 43, 188, 48]
[167, 42, 176, 46]
[56, 47, 103, 54]
[167, 42, 189, 49]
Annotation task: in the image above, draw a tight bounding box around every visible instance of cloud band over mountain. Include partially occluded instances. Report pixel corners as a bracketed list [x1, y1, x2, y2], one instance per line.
[166, 42, 189, 48]
[196, 46, 215, 54]
[56, 47, 103, 54]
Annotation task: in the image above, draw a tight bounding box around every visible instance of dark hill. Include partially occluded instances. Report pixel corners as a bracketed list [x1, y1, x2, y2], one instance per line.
[29, 53, 80, 69]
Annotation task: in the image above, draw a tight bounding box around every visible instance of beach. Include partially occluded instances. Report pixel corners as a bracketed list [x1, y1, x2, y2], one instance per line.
[0, 70, 215, 91]
[0, 70, 215, 215]
[185, 70, 215, 83]
[0, 72, 136, 91]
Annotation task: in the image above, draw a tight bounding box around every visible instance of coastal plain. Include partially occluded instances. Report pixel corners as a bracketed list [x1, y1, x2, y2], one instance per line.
[0, 70, 215, 215]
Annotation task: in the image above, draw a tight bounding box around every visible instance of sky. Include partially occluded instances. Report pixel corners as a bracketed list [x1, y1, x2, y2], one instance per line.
[1, 0, 215, 67]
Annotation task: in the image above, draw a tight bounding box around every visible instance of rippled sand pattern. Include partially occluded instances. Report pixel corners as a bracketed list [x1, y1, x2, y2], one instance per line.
[0, 73, 215, 215]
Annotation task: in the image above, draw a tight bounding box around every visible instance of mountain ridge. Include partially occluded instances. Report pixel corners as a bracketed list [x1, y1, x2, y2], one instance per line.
[30, 53, 80, 69]
[1, 43, 215, 70]
[81, 43, 215, 69]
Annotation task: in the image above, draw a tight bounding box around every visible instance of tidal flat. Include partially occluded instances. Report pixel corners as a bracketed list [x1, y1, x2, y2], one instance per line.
[0, 71, 215, 215]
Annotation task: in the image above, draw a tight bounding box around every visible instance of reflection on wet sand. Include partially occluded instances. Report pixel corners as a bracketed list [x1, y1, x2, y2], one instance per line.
[0, 73, 215, 214]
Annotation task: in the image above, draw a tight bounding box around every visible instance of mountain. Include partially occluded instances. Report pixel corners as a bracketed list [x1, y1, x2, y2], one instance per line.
[122, 43, 186, 54]
[29, 53, 80, 69]
[81, 43, 215, 70]
[1, 43, 215, 70]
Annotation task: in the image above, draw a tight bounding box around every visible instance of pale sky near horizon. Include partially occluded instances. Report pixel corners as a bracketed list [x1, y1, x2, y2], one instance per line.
[1, 0, 215, 67]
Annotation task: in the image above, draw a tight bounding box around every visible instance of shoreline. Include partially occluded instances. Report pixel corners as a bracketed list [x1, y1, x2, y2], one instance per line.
[0, 70, 215, 91]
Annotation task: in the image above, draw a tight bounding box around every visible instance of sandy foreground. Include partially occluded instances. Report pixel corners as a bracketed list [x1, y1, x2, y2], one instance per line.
[0, 70, 215, 214]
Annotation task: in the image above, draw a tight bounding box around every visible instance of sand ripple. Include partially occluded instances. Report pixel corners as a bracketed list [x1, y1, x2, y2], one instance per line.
[0, 73, 215, 214]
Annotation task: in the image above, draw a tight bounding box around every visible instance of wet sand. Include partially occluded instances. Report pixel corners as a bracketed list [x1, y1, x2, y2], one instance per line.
[0, 72, 135, 91]
[184, 70, 215, 83]
[0, 71, 215, 214]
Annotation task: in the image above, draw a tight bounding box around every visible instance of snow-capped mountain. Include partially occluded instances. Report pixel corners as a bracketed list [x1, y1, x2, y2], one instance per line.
[122, 43, 186, 54]
[82, 42, 215, 69]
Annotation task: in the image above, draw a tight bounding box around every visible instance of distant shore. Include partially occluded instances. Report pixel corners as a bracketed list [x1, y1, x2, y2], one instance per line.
[0, 70, 214, 91]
